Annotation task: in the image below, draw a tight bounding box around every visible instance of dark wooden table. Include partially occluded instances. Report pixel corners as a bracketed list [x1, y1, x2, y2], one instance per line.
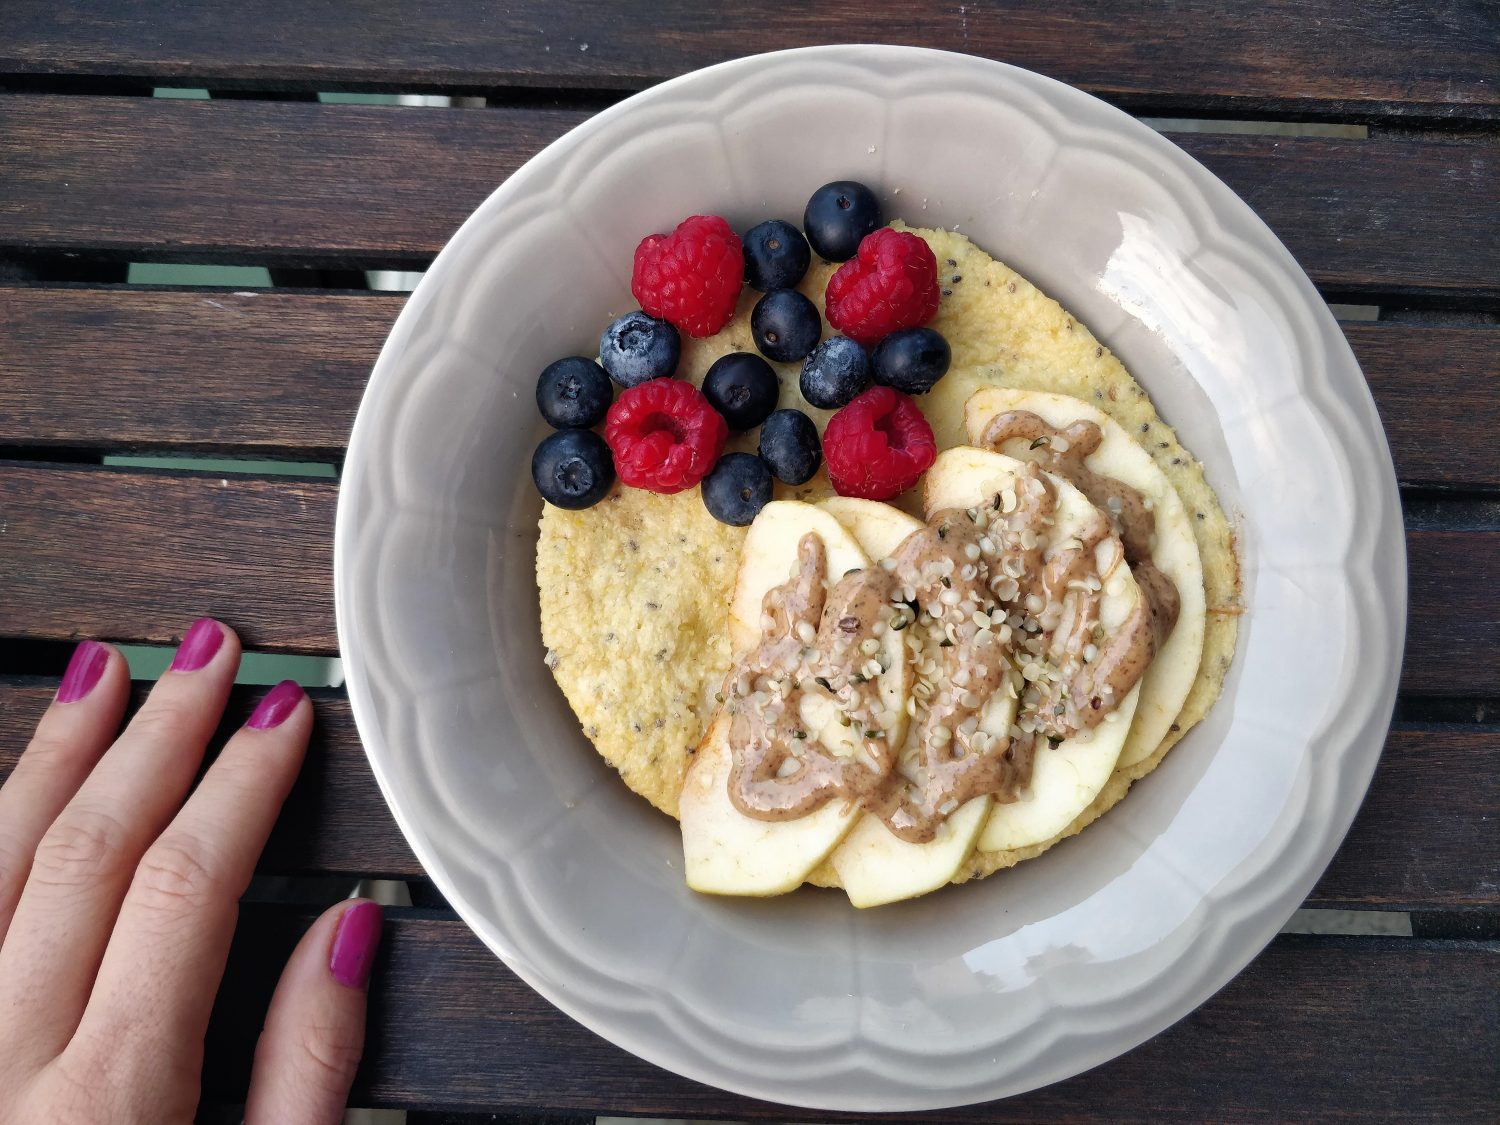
[1, 5, 1497, 1122]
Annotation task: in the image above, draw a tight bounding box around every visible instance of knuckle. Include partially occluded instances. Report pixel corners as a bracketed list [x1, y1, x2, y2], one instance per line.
[125, 696, 201, 745]
[31, 807, 129, 888]
[295, 1019, 364, 1086]
[131, 837, 222, 913]
[23, 1056, 112, 1125]
[208, 748, 268, 798]
[17, 730, 76, 774]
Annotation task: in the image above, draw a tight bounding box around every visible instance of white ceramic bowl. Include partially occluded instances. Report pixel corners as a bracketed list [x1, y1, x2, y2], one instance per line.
[335, 46, 1405, 1111]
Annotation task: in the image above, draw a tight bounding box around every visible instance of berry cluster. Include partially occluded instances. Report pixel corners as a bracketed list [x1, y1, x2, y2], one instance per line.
[530, 180, 953, 521]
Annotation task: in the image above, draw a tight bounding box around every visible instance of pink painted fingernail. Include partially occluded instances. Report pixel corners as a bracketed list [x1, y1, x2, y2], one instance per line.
[57, 641, 110, 704]
[247, 680, 305, 730]
[330, 901, 383, 989]
[170, 617, 224, 672]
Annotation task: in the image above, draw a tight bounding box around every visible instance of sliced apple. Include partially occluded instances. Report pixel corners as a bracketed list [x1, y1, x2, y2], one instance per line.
[914, 365, 997, 450]
[923, 446, 1024, 517]
[832, 796, 990, 908]
[923, 447, 1101, 538]
[728, 500, 869, 656]
[830, 685, 1019, 908]
[979, 682, 1140, 851]
[965, 387, 1206, 767]
[819, 494, 1022, 906]
[682, 714, 860, 896]
[685, 499, 914, 896]
[816, 496, 924, 560]
[921, 446, 1144, 853]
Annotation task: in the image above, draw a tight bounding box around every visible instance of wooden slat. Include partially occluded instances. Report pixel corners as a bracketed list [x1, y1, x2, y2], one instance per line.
[1179, 136, 1500, 305]
[4, 291, 1496, 488]
[203, 913, 1498, 1120]
[0, 289, 400, 459]
[1, 682, 1494, 908]
[0, 463, 336, 654]
[0, 96, 1496, 304]
[1, 0, 1496, 123]
[1307, 725, 1499, 910]
[0, 96, 586, 268]
[1404, 530, 1500, 696]
[1, 463, 1490, 689]
[1346, 323, 1500, 489]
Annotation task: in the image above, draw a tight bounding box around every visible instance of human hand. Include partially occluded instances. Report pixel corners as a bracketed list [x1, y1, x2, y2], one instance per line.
[0, 619, 380, 1124]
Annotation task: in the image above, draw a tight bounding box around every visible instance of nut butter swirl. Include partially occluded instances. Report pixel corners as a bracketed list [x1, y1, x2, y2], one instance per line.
[981, 411, 1180, 651]
[724, 458, 1168, 844]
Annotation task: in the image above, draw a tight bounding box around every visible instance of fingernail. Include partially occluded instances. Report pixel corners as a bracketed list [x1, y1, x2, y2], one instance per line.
[57, 641, 110, 704]
[330, 901, 383, 989]
[170, 617, 224, 672]
[247, 680, 305, 730]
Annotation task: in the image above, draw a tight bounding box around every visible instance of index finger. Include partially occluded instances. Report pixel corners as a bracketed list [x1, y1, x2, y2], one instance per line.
[61, 681, 312, 1090]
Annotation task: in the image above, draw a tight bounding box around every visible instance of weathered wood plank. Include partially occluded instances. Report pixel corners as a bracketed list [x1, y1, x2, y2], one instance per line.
[203, 914, 1499, 1121]
[1, 682, 1494, 909]
[1, 0, 1496, 123]
[0, 96, 586, 268]
[0, 463, 336, 654]
[3, 292, 1495, 488]
[0, 289, 399, 459]
[1178, 135, 1500, 305]
[0, 96, 1494, 304]
[1306, 724, 1499, 910]
[1346, 324, 1500, 489]
[0, 463, 1491, 688]
[1404, 530, 1500, 696]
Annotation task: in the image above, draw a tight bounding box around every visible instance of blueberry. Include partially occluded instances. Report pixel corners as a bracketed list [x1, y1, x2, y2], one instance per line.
[531, 429, 615, 509]
[800, 335, 871, 409]
[535, 356, 612, 429]
[871, 327, 952, 395]
[803, 180, 882, 262]
[751, 289, 821, 363]
[742, 219, 812, 291]
[702, 452, 774, 526]
[599, 311, 680, 387]
[703, 352, 779, 431]
[758, 409, 822, 485]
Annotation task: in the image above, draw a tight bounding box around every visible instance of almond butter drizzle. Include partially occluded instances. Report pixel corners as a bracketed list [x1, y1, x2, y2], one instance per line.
[723, 450, 1175, 844]
[981, 411, 1180, 651]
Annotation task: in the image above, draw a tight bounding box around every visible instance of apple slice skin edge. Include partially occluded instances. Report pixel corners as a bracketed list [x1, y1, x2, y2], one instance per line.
[962, 386, 1207, 770]
[922, 445, 1144, 857]
[684, 502, 877, 896]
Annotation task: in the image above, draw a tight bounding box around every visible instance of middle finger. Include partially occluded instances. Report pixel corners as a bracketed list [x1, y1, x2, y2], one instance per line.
[0, 619, 239, 1068]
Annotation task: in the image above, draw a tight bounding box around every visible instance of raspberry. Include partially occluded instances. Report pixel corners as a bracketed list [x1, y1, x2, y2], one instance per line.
[632, 215, 745, 338]
[823, 228, 940, 345]
[823, 386, 936, 500]
[604, 377, 728, 494]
